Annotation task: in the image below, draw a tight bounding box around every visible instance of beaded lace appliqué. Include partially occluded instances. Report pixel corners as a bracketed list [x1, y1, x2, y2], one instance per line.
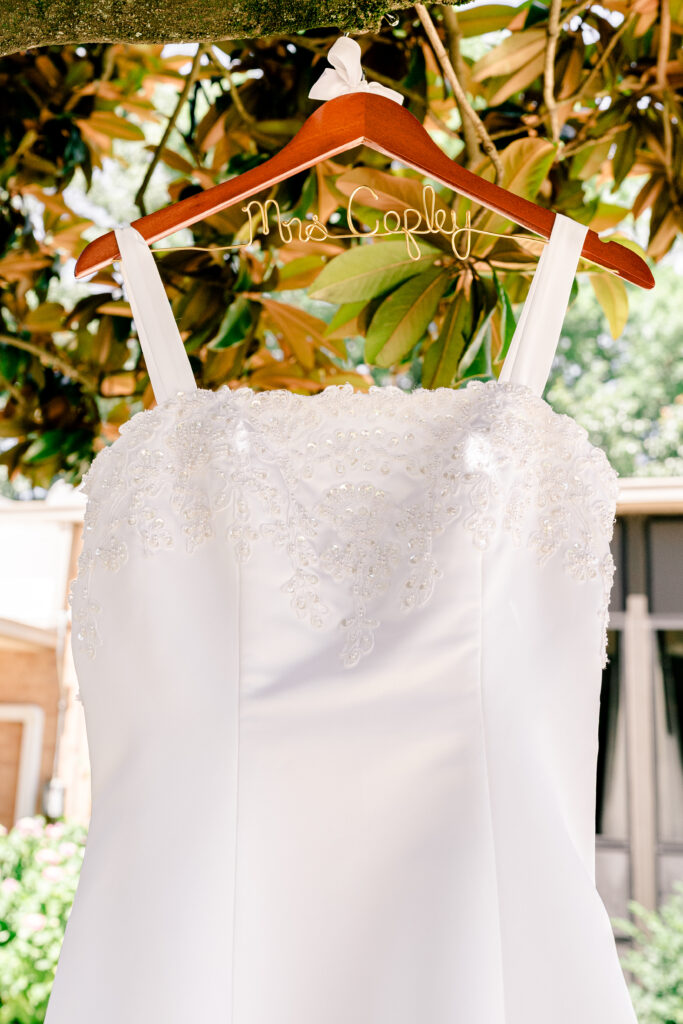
[68, 379, 619, 671]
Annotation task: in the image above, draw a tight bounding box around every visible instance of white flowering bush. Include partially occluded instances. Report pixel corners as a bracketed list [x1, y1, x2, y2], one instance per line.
[0, 815, 86, 1024]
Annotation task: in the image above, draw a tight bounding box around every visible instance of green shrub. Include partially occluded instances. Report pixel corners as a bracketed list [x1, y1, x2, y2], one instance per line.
[612, 881, 683, 1024]
[0, 815, 86, 1024]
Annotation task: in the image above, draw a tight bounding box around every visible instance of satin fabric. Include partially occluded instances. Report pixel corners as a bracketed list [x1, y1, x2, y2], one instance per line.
[45, 213, 639, 1023]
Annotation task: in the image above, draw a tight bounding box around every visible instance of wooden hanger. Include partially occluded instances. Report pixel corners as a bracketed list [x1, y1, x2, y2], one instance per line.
[74, 91, 654, 289]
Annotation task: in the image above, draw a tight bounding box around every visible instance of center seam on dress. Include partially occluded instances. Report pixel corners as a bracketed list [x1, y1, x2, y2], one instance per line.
[229, 554, 242, 1023]
[478, 547, 508, 1022]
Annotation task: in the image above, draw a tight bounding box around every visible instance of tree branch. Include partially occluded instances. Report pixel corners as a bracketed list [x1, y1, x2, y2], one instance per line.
[543, 0, 562, 143]
[135, 42, 208, 216]
[415, 3, 503, 182]
[0, 0, 472, 57]
[440, 4, 481, 166]
[656, 0, 675, 193]
[0, 336, 99, 392]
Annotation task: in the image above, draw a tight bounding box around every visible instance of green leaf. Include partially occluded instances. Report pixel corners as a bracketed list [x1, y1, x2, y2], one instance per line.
[364, 266, 450, 368]
[490, 269, 516, 367]
[456, 3, 523, 37]
[207, 295, 254, 350]
[471, 28, 546, 81]
[23, 430, 67, 463]
[23, 302, 65, 333]
[457, 285, 500, 379]
[324, 300, 367, 336]
[422, 292, 470, 389]
[308, 240, 439, 304]
[571, 139, 611, 181]
[464, 138, 556, 238]
[273, 254, 326, 291]
[590, 202, 630, 232]
[612, 129, 638, 189]
[86, 111, 145, 141]
[589, 272, 629, 339]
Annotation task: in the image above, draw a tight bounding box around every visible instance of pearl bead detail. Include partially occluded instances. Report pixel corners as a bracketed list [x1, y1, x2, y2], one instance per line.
[68, 379, 619, 671]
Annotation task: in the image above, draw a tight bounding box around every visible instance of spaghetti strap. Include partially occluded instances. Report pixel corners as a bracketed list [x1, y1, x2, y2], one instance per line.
[499, 213, 589, 397]
[114, 224, 197, 405]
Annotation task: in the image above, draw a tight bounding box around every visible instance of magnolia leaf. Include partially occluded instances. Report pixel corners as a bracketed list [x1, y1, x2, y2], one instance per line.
[74, 118, 114, 155]
[147, 145, 196, 175]
[325, 300, 368, 337]
[648, 210, 679, 262]
[335, 167, 453, 220]
[471, 138, 556, 236]
[0, 253, 53, 282]
[207, 295, 254, 350]
[612, 129, 638, 188]
[571, 139, 612, 181]
[35, 55, 62, 89]
[632, 176, 664, 220]
[499, 137, 556, 201]
[101, 373, 137, 397]
[273, 255, 326, 291]
[598, 234, 649, 261]
[316, 159, 348, 223]
[117, 97, 159, 123]
[255, 119, 304, 136]
[309, 240, 439, 304]
[23, 302, 65, 333]
[23, 429, 67, 464]
[557, 43, 585, 100]
[95, 300, 133, 317]
[589, 203, 630, 232]
[490, 272, 516, 369]
[456, 3, 523, 37]
[472, 28, 546, 81]
[589, 272, 629, 339]
[422, 291, 470, 389]
[488, 50, 546, 106]
[365, 266, 450, 368]
[49, 219, 94, 256]
[84, 111, 145, 141]
[255, 297, 329, 370]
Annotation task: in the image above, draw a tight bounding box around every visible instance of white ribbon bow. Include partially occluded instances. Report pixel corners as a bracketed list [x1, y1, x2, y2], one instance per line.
[308, 37, 404, 106]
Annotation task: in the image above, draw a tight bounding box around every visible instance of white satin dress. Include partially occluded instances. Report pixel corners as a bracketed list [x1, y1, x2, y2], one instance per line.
[46, 212, 639, 1023]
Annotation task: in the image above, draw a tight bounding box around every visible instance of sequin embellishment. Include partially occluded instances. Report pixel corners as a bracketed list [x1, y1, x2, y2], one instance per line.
[68, 379, 619, 670]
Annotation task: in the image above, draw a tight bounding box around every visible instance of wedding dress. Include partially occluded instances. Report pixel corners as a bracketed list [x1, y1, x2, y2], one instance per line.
[45, 211, 639, 1023]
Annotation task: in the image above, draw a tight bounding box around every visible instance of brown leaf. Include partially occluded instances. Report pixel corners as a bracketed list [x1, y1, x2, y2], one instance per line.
[316, 159, 348, 223]
[272, 255, 326, 291]
[0, 253, 53, 283]
[101, 373, 137, 397]
[95, 301, 133, 317]
[648, 210, 679, 261]
[472, 28, 546, 82]
[23, 302, 65, 333]
[254, 297, 328, 371]
[488, 50, 545, 105]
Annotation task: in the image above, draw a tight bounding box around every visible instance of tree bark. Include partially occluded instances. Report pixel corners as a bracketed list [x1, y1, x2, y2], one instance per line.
[0, 0, 469, 57]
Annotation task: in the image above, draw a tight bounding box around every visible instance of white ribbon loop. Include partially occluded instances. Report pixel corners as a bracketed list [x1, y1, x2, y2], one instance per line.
[308, 37, 404, 106]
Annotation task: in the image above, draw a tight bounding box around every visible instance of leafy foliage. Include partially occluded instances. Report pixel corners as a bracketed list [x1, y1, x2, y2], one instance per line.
[0, 816, 87, 1024]
[611, 882, 683, 1024]
[0, 1, 681, 491]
